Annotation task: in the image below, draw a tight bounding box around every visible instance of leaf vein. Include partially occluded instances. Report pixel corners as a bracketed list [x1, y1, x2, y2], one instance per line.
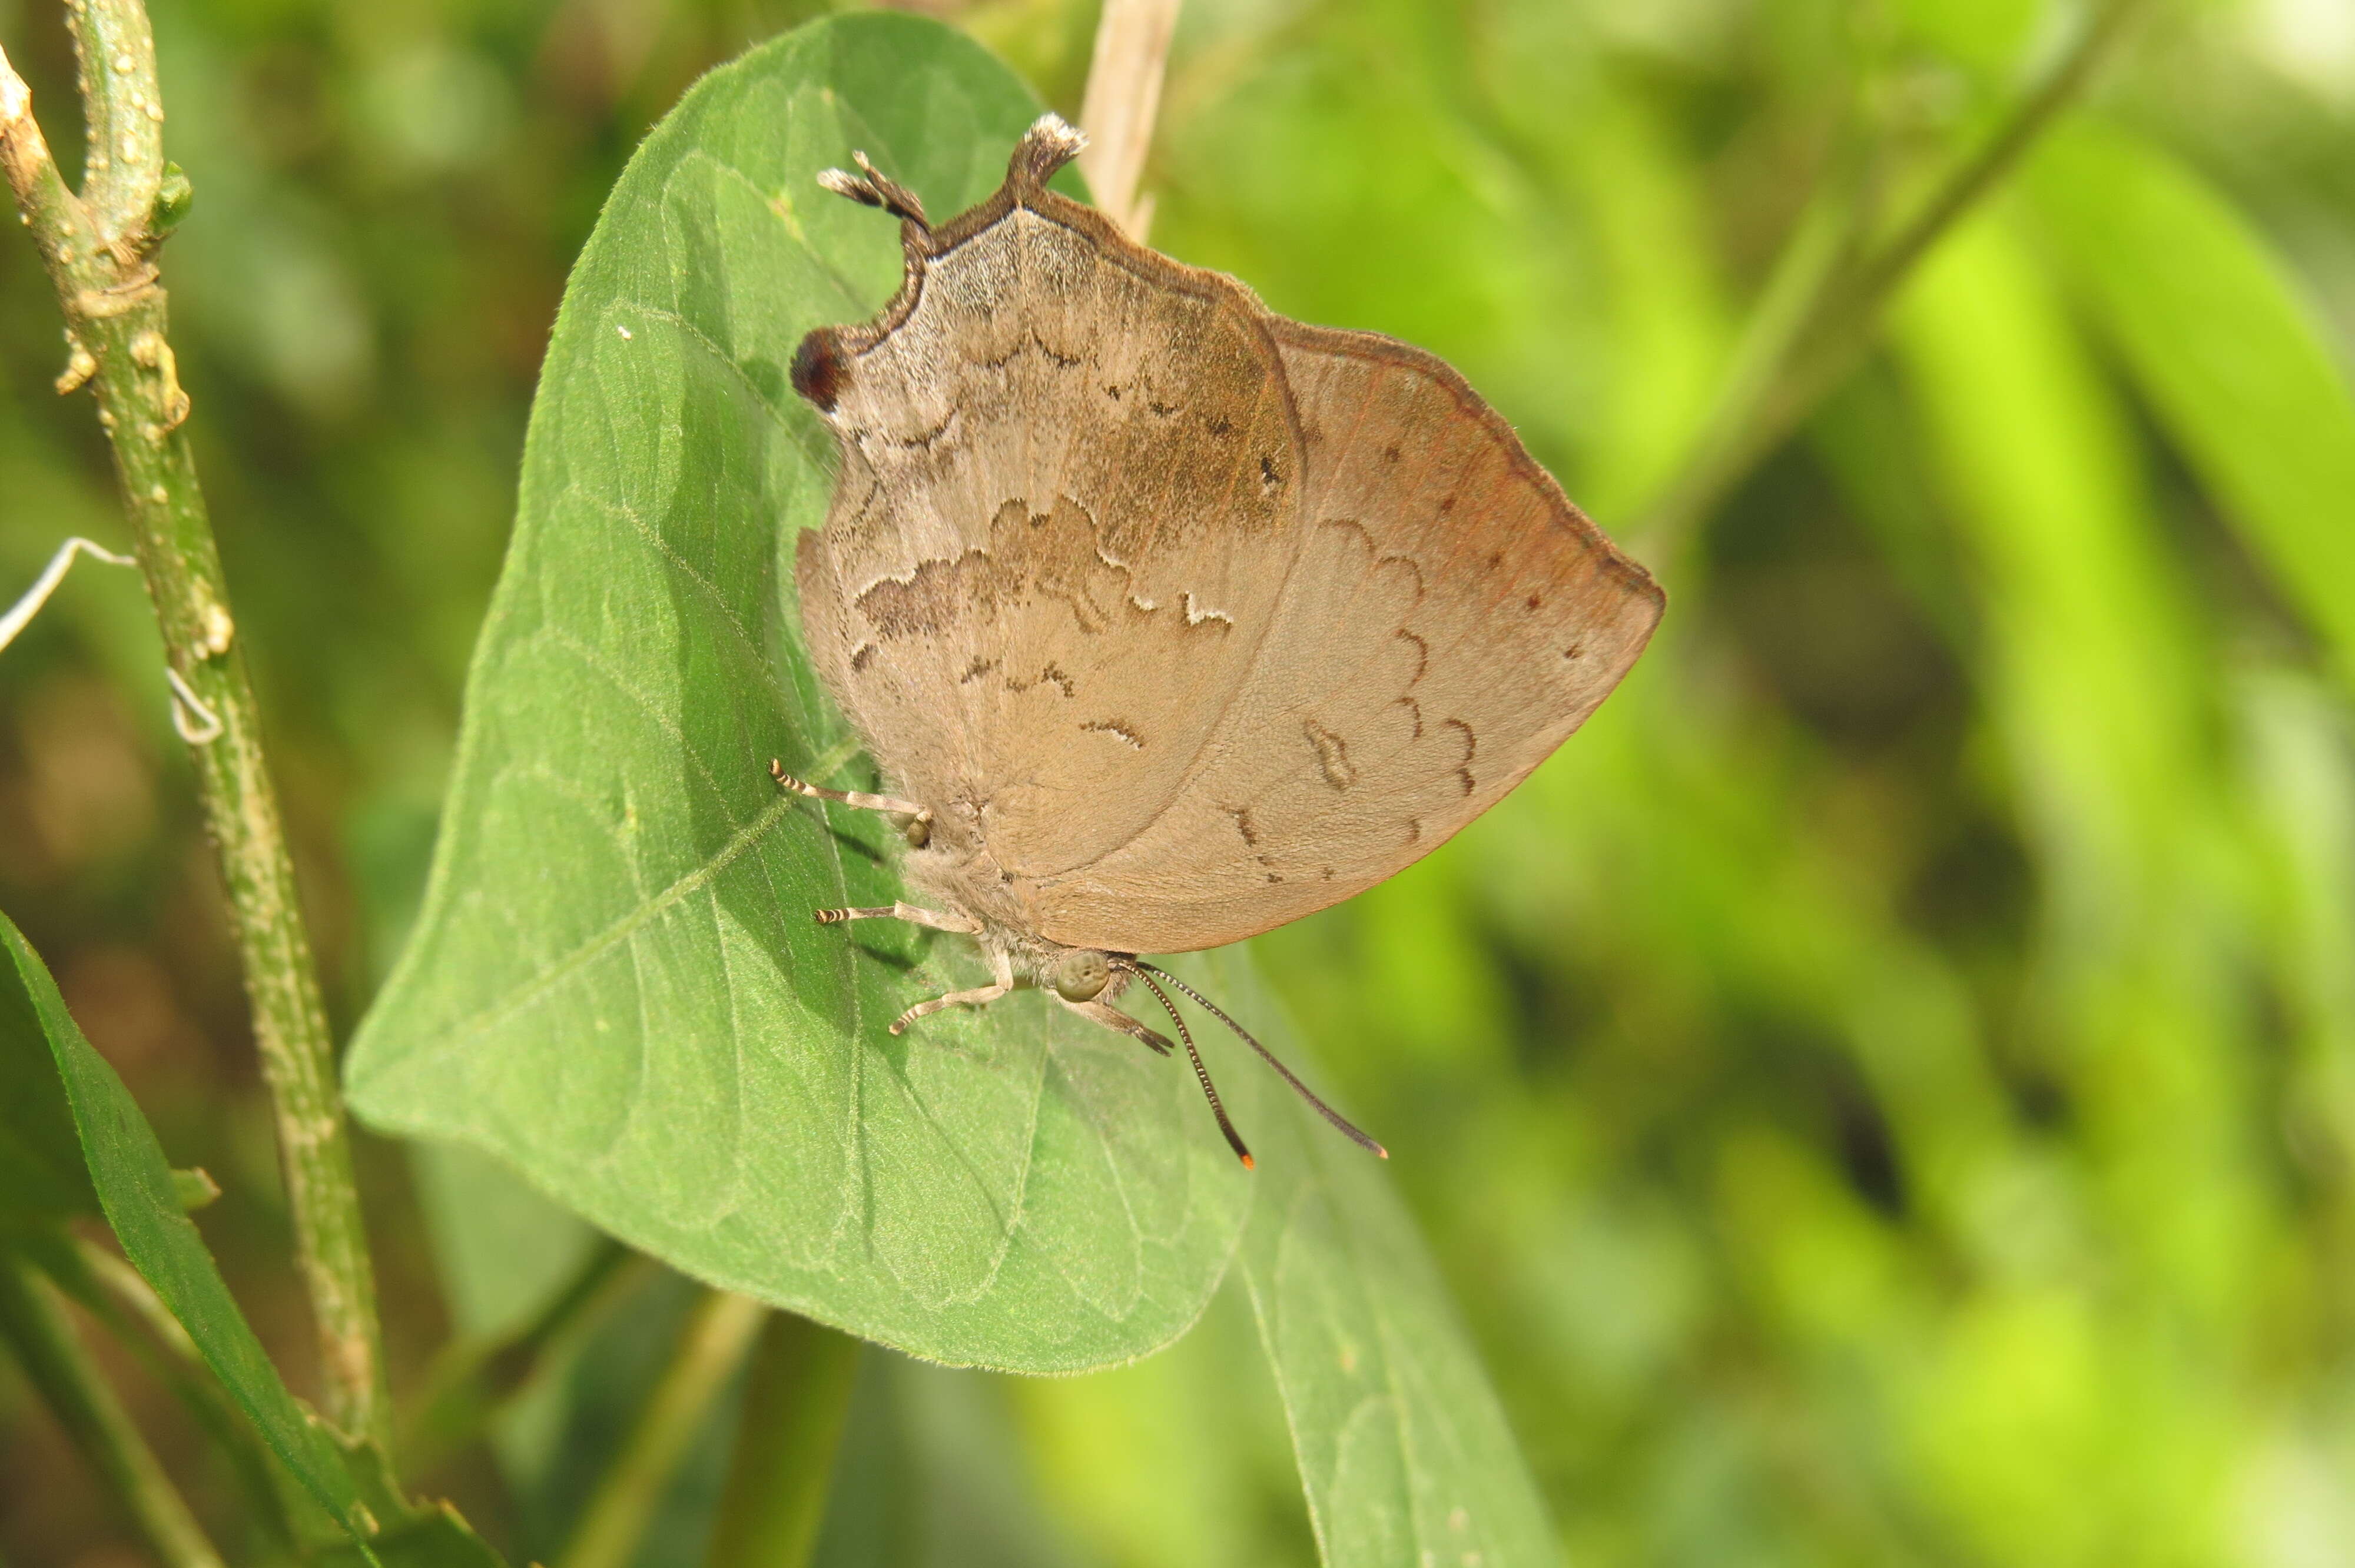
[415, 792, 799, 1058]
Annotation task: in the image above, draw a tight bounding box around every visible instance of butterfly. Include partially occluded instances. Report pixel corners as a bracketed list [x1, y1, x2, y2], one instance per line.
[780, 115, 1662, 1167]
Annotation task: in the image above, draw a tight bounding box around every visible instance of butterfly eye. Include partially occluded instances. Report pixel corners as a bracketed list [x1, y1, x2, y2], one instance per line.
[1052, 950, 1110, 1002]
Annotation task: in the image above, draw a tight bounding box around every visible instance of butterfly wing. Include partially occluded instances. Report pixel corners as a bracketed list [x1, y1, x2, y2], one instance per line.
[1026, 320, 1664, 954]
[795, 147, 1304, 878]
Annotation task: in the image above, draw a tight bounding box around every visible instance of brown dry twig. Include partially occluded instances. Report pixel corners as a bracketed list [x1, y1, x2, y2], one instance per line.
[1077, 0, 1182, 239]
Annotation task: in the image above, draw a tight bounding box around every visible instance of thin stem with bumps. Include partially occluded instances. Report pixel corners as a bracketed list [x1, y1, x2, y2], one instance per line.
[0, 5, 389, 1447]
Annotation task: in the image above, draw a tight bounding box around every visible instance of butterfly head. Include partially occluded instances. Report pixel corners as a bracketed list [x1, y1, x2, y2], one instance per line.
[1049, 947, 1111, 1003]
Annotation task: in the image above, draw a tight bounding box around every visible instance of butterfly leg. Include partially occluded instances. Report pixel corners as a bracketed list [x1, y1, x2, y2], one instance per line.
[812, 902, 979, 934]
[772, 759, 933, 846]
[890, 947, 1016, 1036]
[1054, 995, 1175, 1057]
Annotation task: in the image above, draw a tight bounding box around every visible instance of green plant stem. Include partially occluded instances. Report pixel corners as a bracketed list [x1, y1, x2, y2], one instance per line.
[1636, 0, 2147, 553]
[704, 1314, 862, 1568]
[560, 1290, 769, 1568]
[400, 1239, 647, 1476]
[0, 1250, 226, 1568]
[0, 7, 390, 1449]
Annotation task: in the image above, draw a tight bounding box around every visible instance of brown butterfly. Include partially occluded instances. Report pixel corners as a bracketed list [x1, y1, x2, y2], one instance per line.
[780, 115, 1662, 1167]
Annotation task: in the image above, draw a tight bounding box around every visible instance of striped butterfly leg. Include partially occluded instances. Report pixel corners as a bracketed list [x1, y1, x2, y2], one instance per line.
[811, 902, 979, 935]
[805, 896, 998, 1035]
[775, 758, 979, 976]
[1053, 995, 1174, 1057]
[770, 758, 934, 848]
[890, 945, 1017, 1037]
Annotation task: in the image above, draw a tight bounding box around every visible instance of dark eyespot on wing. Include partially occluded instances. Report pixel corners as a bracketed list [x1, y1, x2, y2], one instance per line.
[791, 330, 847, 411]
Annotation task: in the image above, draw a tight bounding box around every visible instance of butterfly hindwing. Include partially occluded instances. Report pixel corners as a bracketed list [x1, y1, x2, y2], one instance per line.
[1027, 321, 1663, 952]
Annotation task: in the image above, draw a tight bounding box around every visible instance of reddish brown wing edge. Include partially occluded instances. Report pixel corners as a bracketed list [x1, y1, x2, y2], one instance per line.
[1262, 314, 1667, 622]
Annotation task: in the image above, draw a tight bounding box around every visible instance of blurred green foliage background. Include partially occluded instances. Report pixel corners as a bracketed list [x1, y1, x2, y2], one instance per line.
[5, 0, 2355, 1563]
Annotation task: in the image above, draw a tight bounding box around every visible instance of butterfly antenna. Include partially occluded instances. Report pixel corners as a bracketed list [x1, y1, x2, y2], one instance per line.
[1116, 961, 1254, 1171]
[1136, 963, 1388, 1160]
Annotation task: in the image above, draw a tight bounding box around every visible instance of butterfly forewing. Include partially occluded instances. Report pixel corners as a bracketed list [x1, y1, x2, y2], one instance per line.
[796, 196, 1303, 876]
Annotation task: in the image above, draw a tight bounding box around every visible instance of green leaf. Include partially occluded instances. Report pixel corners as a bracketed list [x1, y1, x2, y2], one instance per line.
[0, 909, 381, 1557]
[173, 1167, 223, 1211]
[0, 922, 97, 1225]
[410, 1140, 603, 1345]
[311, 1507, 509, 1568]
[310, 1430, 511, 1568]
[2029, 119, 2355, 688]
[1892, 226, 2273, 1559]
[1172, 949, 1558, 1568]
[342, 13, 1553, 1556]
[343, 12, 1249, 1373]
[23, 1229, 303, 1556]
[1006, 1278, 1314, 1566]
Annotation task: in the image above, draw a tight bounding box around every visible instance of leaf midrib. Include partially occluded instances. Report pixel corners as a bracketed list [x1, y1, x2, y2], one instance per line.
[400, 791, 802, 1068]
